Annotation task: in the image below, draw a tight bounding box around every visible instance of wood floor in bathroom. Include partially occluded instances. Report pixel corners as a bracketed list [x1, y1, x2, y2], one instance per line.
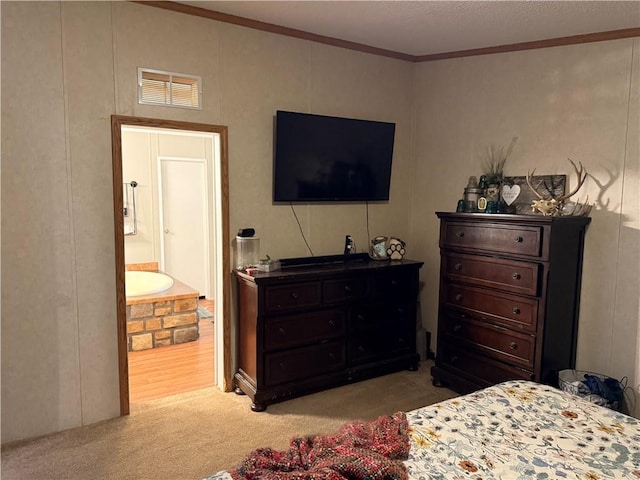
[127, 298, 215, 404]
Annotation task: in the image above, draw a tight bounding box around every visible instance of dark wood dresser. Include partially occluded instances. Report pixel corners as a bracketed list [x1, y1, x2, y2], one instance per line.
[234, 254, 423, 411]
[432, 212, 590, 394]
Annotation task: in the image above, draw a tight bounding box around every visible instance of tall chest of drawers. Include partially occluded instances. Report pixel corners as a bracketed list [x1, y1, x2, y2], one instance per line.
[234, 254, 423, 411]
[432, 212, 590, 394]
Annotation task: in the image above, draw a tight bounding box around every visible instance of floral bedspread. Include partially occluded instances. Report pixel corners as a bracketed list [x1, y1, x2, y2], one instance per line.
[205, 380, 640, 480]
[406, 380, 640, 479]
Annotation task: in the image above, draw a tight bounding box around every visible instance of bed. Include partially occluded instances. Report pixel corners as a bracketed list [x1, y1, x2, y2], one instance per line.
[205, 380, 640, 479]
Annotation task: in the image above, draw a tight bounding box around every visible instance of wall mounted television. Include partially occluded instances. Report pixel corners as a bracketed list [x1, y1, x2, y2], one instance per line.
[273, 110, 395, 202]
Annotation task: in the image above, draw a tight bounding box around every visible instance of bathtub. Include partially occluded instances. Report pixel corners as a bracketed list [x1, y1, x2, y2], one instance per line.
[125, 270, 174, 297]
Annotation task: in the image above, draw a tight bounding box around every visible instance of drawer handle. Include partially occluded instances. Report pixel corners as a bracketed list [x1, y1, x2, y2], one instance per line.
[455, 231, 465, 238]
[453, 324, 461, 333]
[344, 285, 353, 294]
[512, 272, 521, 280]
[396, 307, 406, 314]
[279, 362, 287, 369]
[358, 345, 366, 353]
[454, 263, 462, 271]
[328, 353, 336, 360]
[391, 279, 400, 287]
[328, 320, 336, 328]
[290, 292, 299, 300]
[509, 342, 518, 350]
[514, 236, 523, 243]
[356, 314, 366, 321]
[278, 327, 286, 336]
[450, 355, 459, 364]
[512, 307, 521, 315]
[455, 293, 463, 302]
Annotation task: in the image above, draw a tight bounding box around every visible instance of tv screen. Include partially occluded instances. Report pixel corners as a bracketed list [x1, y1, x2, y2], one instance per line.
[273, 111, 395, 202]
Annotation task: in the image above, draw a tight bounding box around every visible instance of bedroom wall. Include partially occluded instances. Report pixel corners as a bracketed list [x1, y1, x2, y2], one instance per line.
[1, 1, 416, 443]
[410, 38, 640, 417]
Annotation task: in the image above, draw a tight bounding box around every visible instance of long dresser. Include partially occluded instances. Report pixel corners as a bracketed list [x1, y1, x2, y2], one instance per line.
[234, 254, 423, 411]
[432, 212, 590, 394]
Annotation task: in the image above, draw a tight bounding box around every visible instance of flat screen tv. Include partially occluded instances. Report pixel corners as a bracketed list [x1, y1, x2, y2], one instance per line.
[273, 110, 395, 202]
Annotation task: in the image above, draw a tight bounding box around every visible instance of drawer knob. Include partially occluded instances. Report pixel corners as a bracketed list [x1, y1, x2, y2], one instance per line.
[453, 324, 461, 333]
[455, 293, 463, 301]
[512, 306, 521, 315]
[512, 272, 521, 280]
[344, 285, 353, 293]
[358, 345, 366, 353]
[454, 263, 462, 271]
[391, 279, 400, 287]
[278, 327, 286, 336]
[290, 292, 299, 300]
[356, 314, 366, 321]
[514, 236, 523, 243]
[455, 231, 465, 238]
[328, 353, 336, 360]
[328, 320, 336, 328]
[509, 342, 518, 350]
[279, 362, 287, 369]
[450, 355, 459, 363]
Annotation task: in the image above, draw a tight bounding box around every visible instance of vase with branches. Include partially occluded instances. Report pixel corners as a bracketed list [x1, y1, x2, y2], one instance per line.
[481, 136, 518, 185]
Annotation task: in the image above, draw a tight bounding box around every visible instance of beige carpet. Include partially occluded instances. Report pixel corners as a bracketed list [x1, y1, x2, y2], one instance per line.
[1, 360, 456, 480]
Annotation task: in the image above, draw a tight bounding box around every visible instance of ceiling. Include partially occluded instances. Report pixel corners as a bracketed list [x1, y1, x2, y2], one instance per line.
[174, 1, 640, 58]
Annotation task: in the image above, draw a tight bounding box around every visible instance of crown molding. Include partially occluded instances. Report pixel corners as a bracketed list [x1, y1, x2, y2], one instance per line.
[136, 1, 640, 63]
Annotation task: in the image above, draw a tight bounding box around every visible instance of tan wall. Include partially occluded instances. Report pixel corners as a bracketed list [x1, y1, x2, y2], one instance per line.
[410, 39, 640, 416]
[1, 1, 415, 443]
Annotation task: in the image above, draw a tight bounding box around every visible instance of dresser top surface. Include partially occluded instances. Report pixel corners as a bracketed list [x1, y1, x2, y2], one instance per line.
[436, 212, 591, 226]
[235, 257, 423, 283]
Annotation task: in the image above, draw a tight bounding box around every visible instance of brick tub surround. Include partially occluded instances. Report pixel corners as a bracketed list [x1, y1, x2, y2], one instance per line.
[126, 276, 200, 352]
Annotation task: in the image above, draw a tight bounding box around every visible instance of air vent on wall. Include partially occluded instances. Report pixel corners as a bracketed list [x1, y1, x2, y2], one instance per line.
[137, 67, 202, 109]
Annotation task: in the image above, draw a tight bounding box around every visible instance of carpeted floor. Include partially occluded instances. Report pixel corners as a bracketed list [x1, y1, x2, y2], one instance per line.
[0, 360, 456, 480]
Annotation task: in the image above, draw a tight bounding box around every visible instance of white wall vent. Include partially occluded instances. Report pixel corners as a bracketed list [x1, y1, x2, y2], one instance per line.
[137, 68, 202, 109]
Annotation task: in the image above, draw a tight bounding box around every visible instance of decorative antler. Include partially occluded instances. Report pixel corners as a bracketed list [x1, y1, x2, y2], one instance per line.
[526, 169, 546, 200]
[556, 159, 587, 203]
[527, 159, 590, 216]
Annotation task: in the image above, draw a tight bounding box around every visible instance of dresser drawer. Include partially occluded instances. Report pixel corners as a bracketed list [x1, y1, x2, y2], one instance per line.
[349, 304, 384, 331]
[443, 252, 540, 296]
[442, 222, 543, 257]
[442, 315, 535, 368]
[264, 282, 321, 313]
[443, 283, 538, 332]
[348, 328, 412, 365]
[349, 302, 414, 332]
[265, 341, 345, 386]
[264, 309, 346, 351]
[437, 341, 535, 385]
[324, 277, 369, 304]
[373, 270, 417, 300]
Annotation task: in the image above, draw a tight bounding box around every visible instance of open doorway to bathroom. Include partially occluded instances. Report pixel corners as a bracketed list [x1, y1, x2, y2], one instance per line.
[111, 116, 231, 415]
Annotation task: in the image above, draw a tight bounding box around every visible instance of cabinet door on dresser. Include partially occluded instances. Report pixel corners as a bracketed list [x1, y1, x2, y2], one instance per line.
[431, 212, 589, 394]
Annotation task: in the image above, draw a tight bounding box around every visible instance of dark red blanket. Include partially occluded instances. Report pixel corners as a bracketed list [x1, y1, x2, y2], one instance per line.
[230, 412, 409, 480]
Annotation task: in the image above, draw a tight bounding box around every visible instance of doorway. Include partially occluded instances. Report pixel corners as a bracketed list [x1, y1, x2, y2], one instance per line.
[111, 115, 231, 415]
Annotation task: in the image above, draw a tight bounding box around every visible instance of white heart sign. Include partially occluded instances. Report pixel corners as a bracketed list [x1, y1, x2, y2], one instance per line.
[501, 184, 521, 206]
